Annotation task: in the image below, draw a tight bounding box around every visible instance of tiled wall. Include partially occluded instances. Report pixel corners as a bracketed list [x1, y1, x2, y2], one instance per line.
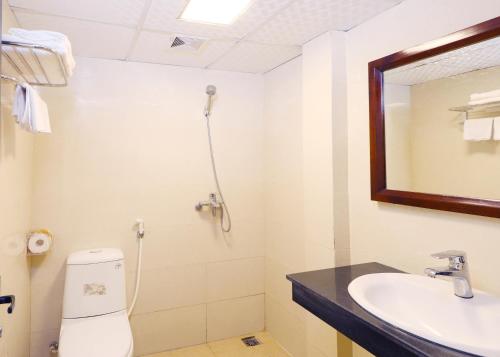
[263, 31, 350, 357]
[0, 2, 33, 357]
[345, 0, 500, 356]
[29, 57, 265, 357]
[263, 57, 308, 356]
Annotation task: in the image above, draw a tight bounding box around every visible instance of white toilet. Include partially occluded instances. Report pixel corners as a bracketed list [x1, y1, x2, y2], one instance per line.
[58, 248, 133, 357]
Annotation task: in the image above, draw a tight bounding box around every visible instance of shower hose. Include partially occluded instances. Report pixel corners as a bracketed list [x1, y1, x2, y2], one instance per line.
[205, 112, 232, 233]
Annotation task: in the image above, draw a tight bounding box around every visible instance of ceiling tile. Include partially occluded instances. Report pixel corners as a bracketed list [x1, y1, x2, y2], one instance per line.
[247, 0, 404, 45]
[6, 0, 407, 73]
[385, 37, 500, 86]
[9, 0, 147, 27]
[209, 41, 301, 73]
[14, 11, 137, 60]
[128, 31, 236, 68]
[143, 0, 293, 40]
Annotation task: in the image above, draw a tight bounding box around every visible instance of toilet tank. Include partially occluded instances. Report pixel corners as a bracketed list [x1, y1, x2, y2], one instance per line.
[62, 248, 127, 319]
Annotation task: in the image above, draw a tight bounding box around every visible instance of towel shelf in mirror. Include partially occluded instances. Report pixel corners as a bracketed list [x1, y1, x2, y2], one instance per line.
[1, 40, 68, 87]
[449, 101, 500, 114]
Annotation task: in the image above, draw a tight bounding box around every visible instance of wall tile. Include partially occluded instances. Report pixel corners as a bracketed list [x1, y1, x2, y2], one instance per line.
[131, 305, 207, 356]
[306, 314, 338, 357]
[207, 294, 265, 342]
[207, 257, 264, 302]
[0, 4, 34, 357]
[30, 269, 65, 332]
[29, 329, 60, 357]
[132, 264, 207, 314]
[265, 296, 306, 357]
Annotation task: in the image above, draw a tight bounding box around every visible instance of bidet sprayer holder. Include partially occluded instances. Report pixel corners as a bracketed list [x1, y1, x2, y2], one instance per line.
[136, 219, 145, 239]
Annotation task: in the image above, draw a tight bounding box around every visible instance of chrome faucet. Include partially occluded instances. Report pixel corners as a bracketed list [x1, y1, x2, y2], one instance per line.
[424, 250, 473, 299]
[195, 193, 221, 217]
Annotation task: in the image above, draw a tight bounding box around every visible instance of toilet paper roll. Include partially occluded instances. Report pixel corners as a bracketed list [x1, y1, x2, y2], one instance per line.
[27, 231, 52, 255]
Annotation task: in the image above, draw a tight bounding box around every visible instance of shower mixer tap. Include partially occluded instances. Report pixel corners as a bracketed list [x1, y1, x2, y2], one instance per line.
[195, 193, 221, 216]
[197, 84, 232, 233]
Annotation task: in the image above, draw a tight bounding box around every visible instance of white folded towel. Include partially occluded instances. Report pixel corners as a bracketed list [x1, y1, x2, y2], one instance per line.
[468, 96, 500, 106]
[12, 83, 51, 134]
[463, 118, 493, 141]
[494, 117, 500, 141]
[470, 89, 500, 102]
[3, 28, 75, 81]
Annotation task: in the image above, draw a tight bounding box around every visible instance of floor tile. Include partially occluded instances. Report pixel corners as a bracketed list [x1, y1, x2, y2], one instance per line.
[208, 336, 248, 354]
[142, 344, 214, 357]
[142, 331, 289, 357]
[171, 344, 215, 357]
[142, 351, 172, 357]
[248, 342, 291, 357]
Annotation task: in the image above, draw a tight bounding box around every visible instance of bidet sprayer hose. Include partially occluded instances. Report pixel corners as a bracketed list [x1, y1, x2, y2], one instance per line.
[128, 219, 144, 317]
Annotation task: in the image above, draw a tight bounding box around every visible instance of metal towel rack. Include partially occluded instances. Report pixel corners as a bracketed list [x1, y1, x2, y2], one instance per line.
[1, 39, 68, 87]
[449, 101, 500, 121]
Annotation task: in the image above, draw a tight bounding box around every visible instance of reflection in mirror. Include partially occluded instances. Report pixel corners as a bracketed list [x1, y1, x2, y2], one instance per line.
[384, 36, 500, 200]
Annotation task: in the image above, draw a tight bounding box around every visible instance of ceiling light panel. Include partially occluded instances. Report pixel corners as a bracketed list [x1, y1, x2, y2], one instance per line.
[179, 0, 253, 25]
[8, 0, 147, 27]
[209, 41, 301, 73]
[143, 0, 292, 40]
[247, 0, 404, 45]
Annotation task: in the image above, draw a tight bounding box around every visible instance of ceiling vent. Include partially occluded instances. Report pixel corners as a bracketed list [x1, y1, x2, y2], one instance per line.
[169, 36, 205, 51]
[171, 37, 186, 48]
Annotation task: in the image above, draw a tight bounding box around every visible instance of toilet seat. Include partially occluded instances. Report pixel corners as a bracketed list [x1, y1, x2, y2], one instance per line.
[59, 310, 133, 357]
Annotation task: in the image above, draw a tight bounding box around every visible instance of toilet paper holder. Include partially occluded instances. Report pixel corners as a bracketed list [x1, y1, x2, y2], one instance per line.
[27, 229, 53, 255]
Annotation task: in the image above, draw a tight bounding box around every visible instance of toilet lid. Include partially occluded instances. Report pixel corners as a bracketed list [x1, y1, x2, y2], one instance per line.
[59, 310, 132, 357]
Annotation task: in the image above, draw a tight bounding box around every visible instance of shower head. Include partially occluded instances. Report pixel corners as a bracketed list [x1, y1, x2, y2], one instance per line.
[206, 85, 216, 96]
[205, 85, 216, 116]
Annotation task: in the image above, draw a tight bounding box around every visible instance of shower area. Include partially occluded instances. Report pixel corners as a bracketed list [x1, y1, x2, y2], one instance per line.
[30, 58, 268, 356]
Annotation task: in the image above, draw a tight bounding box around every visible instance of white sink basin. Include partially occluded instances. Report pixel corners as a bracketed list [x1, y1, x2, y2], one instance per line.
[348, 273, 500, 356]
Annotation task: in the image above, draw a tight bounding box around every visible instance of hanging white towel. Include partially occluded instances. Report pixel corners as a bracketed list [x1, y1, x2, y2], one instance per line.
[470, 89, 500, 102]
[463, 118, 493, 141]
[468, 96, 500, 106]
[12, 83, 51, 134]
[494, 117, 500, 141]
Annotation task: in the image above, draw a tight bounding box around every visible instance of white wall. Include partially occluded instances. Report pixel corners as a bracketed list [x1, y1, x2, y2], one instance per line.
[263, 30, 350, 357]
[345, 1, 500, 355]
[409, 66, 500, 198]
[302, 33, 335, 272]
[384, 84, 412, 191]
[29, 57, 265, 356]
[0, 2, 33, 356]
[264, 57, 308, 356]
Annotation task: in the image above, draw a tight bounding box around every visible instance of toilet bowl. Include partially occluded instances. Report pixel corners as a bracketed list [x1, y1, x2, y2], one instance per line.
[58, 248, 133, 357]
[59, 310, 133, 357]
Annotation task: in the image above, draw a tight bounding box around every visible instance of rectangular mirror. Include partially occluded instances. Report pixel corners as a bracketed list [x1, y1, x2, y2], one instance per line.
[369, 16, 500, 218]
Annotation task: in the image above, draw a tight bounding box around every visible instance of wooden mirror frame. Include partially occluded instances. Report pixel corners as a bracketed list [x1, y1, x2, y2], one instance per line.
[369, 16, 500, 219]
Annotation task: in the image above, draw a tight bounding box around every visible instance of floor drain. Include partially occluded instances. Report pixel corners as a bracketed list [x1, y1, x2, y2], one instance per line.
[241, 336, 261, 347]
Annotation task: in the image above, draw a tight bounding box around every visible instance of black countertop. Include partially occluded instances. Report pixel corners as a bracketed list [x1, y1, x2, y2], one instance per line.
[286, 263, 476, 357]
